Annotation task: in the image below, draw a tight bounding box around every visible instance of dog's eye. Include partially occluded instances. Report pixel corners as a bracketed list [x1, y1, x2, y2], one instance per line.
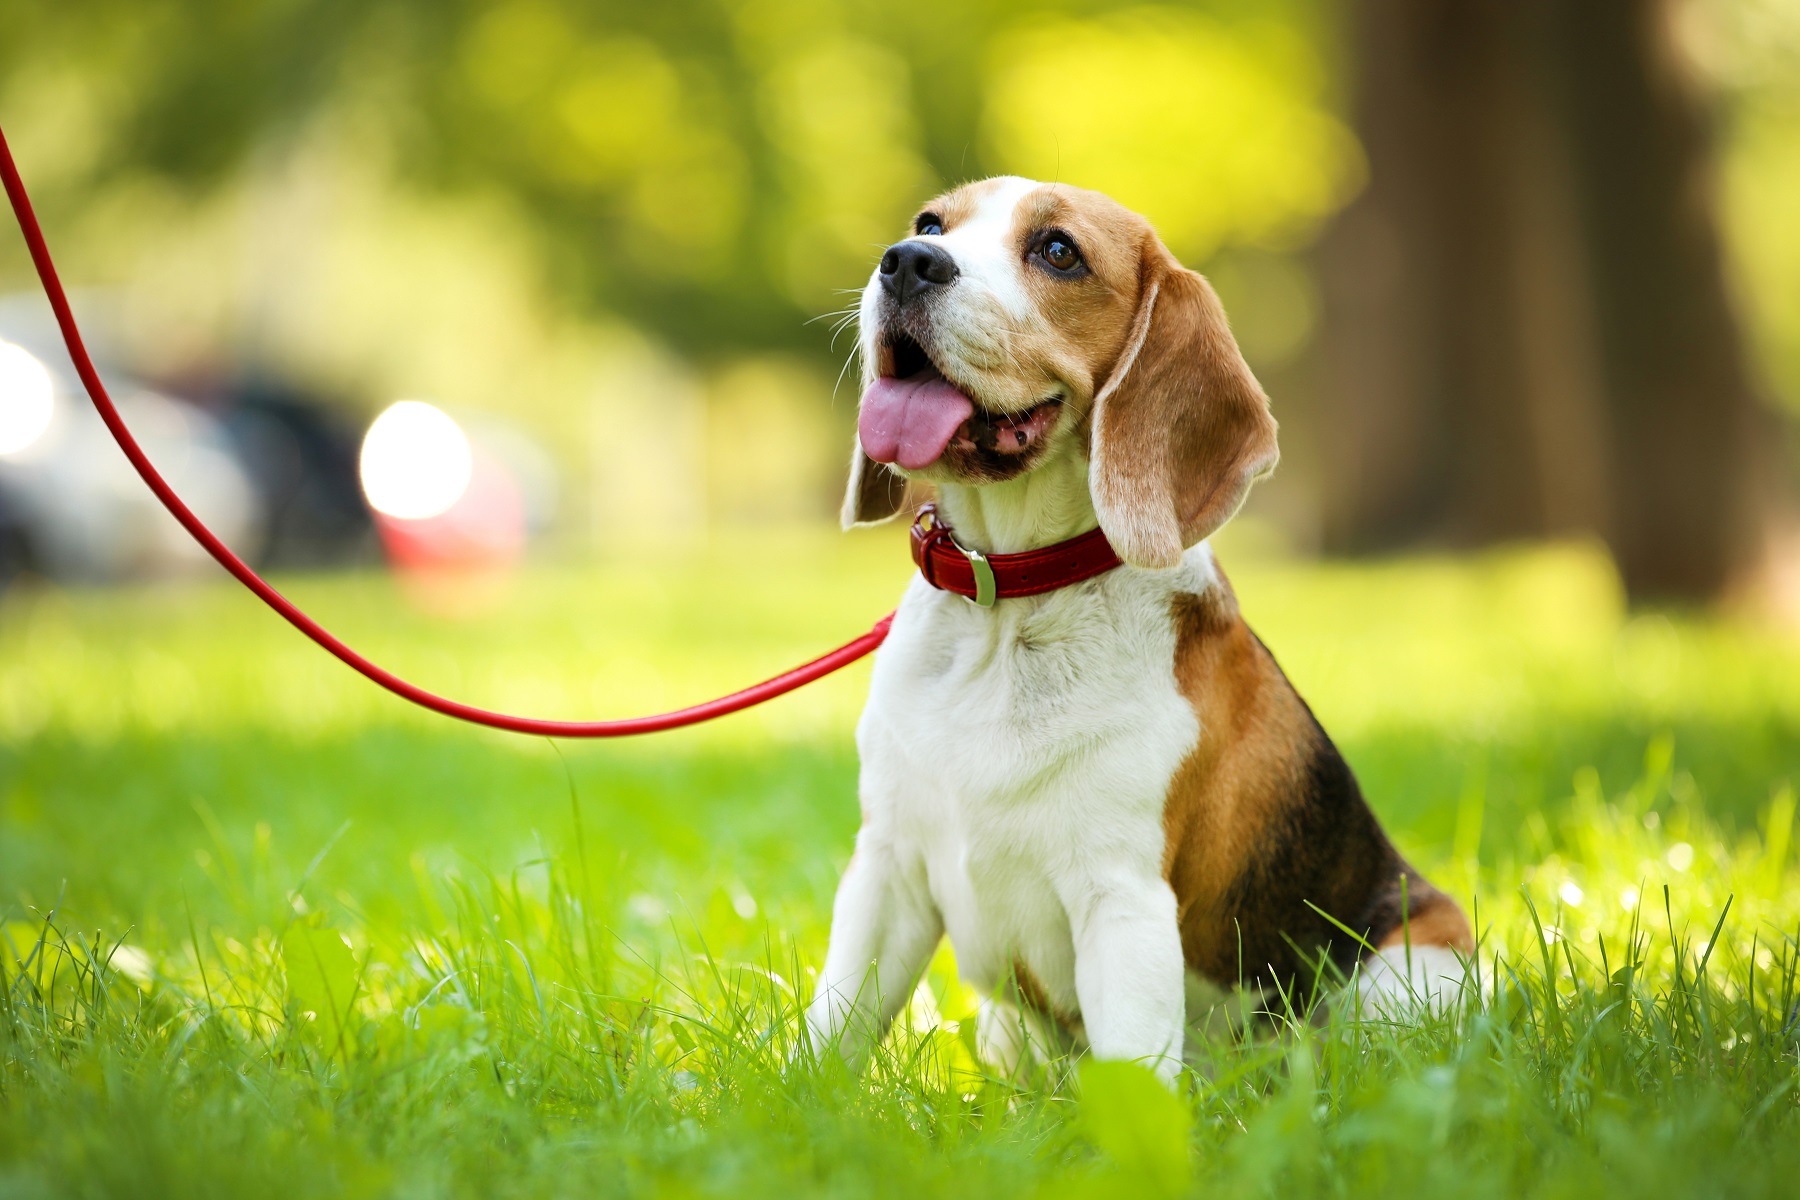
[1039, 236, 1082, 272]
[914, 213, 944, 237]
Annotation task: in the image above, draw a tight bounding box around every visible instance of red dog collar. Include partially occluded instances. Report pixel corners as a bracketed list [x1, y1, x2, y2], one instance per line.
[909, 503, 1123, 607]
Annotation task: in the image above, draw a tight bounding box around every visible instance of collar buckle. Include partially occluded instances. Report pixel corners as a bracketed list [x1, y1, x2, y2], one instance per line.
[912, 504, 998, 607]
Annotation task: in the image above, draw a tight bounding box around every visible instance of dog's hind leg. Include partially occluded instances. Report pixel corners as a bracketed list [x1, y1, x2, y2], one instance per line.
[1352, 889, 1474, 1018]
[1352, 944, 1468, 1016]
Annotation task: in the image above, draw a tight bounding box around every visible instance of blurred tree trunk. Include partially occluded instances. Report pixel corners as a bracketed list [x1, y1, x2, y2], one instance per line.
[1318, 0, 1770, 601]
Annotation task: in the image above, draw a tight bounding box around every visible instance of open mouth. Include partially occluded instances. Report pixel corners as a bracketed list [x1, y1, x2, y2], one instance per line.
[860, 332, 1063, 472]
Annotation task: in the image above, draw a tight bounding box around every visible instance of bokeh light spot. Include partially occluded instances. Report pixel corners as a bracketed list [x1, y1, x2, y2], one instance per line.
[0, 341, 55, 457]
[359, 400, 473, 520]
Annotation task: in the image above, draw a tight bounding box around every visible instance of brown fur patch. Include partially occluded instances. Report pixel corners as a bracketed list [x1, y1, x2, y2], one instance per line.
[1377, 888, 1476, 954]
[1163, 574, 1471, 994]
[1160, 580, 1299, 983]
[844, 446, 909, 526]
[1006, 186, 1152, 406]
[1089, 262, 1280, 569]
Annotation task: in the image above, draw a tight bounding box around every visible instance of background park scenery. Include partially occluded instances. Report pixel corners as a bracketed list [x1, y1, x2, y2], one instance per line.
[3, 1, 1800, 1197]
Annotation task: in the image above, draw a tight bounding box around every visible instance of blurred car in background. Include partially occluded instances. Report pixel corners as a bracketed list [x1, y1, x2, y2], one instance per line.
[0, 294, 559, 597]
[0, 295, 374, 590]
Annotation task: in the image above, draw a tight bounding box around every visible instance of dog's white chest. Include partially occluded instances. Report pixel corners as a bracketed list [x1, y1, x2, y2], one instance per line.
[856, 559, 1208, 1013]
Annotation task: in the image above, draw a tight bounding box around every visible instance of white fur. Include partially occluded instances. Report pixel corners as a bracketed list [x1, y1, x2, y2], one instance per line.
[1353, 945, 1468, 1018]
[807, 445, 1216, 1081]
[931, 176, 1040, 324]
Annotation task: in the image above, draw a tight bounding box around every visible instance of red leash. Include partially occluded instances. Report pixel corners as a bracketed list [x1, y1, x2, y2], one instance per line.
[0, 123, 892, 737]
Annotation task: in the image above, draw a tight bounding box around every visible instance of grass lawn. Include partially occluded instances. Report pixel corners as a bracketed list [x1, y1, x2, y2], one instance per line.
[2, 528, 1798, 1199]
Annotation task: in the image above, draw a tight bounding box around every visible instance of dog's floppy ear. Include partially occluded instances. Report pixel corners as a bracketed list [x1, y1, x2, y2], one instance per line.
[1089, 249, 1279, 568]
[841, 447, 908, 528]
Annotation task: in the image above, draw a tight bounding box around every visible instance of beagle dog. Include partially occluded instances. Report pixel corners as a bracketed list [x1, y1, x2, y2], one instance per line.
[806, 177, 1473, 1081]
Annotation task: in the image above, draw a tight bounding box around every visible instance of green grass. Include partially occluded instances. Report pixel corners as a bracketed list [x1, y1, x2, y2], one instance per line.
[2, 529, 1798, 1199]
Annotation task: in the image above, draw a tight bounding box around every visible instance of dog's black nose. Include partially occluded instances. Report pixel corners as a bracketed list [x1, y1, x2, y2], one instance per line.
[878, 240, 959, 304]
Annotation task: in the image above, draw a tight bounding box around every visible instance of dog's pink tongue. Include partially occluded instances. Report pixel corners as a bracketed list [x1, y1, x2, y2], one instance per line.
[859, 376, 974, 471]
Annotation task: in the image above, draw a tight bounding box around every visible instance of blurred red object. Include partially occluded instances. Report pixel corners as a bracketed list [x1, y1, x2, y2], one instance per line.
[373, 447, 525, 613]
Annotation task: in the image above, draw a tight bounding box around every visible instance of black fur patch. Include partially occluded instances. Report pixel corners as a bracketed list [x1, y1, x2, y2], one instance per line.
[1215, 640, 1419, 1001]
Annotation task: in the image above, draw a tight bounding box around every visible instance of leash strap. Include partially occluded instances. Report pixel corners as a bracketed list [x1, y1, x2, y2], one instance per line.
[0, 122, 892, 737]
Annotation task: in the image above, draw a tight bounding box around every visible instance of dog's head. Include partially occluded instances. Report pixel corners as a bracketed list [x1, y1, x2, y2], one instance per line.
[844, 177, 1278, 568]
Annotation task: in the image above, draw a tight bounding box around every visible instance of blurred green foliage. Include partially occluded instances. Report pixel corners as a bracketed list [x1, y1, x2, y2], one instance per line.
[5, 0, 1800, 539]
[0, 0, 1337, 356]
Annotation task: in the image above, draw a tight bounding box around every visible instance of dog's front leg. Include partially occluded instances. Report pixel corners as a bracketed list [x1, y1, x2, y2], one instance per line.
[1069, 876, 1186, 1082]
[804, 837, 942, 1071]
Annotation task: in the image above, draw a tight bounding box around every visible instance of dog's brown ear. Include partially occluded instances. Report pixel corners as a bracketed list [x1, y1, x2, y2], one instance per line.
[841, 447, 908, 528]
[1089, 251, 1279, 568]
